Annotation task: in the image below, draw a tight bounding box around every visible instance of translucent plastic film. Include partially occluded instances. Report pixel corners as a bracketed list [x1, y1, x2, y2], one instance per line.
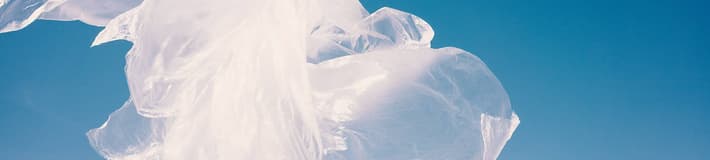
[0, 0, 519, 159]
[0, 0, 141, 32]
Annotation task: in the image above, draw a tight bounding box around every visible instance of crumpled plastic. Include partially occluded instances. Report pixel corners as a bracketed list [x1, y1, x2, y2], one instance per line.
[0, 0, 519, 159]
[0, 0, 141, 32]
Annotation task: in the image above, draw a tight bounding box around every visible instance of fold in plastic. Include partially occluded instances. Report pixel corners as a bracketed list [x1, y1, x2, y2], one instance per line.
[0, 0, 141, 32]
[0, 0, 519, 159]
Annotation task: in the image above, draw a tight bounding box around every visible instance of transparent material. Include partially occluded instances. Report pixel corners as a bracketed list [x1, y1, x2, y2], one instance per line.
[0, 0, 140, 32]
[0, 0, 519, 159]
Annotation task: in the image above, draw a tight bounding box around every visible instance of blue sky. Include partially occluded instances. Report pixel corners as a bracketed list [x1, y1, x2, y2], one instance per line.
[1, 0, 709, 159]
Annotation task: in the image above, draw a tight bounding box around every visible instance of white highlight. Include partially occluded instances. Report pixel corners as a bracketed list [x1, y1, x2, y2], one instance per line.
[0, 0, 520, 159]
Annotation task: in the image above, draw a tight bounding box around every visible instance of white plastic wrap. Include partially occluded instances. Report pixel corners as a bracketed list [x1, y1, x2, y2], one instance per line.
[0, 0, 519, 159]
[0, 0, 141, 32]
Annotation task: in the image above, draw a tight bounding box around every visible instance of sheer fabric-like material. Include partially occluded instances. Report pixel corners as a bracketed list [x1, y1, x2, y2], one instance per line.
[0, 0, 519, 159]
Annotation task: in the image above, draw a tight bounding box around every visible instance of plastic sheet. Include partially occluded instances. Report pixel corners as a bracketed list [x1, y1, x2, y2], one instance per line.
[0, 0, 519, 159]
[0, 0, 141, 32]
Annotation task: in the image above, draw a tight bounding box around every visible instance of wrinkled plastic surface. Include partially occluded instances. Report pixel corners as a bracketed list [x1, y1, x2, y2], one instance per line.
[0, 0, 519, 159]
[0, 0, 141, 32]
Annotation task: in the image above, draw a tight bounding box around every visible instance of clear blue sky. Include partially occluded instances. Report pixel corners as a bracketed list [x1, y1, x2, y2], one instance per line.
[1, 0, 709, 159]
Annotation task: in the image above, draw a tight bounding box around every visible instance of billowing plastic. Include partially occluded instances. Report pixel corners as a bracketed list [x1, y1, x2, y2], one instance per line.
[0, 0, 519, 159]
[0, 0, 141, 32]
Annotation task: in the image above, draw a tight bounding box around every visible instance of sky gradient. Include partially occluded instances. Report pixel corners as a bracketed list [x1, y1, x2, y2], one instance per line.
[1, 0, 709, 159]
